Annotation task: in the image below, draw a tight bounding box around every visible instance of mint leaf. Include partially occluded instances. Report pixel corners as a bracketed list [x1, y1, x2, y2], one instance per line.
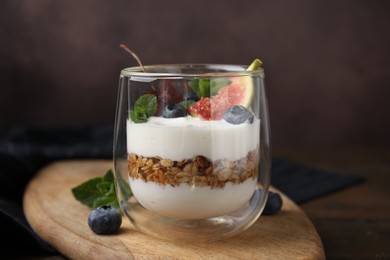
[188, 78, 230, 98]
[102, 169, 115, 182]
[130, 94, 157, 123]
[92, 195, 117, 209]
[117, 170, 132, 200]
[198, 79, 210, 97]
[179, 100, 196, 108]
[135, 94, 158, 117]
[96, 182, 115, 195]
[188, 79, 209, 98]
[130, 110, 148, 123]
[210, 78, 231, 95]
[71, 169, 129, 209]
[188, 79, 201, 97]
[71, 177, 106, 208]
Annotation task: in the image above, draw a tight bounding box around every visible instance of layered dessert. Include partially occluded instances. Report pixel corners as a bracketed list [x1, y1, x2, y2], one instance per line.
[127, 66, 261, 219]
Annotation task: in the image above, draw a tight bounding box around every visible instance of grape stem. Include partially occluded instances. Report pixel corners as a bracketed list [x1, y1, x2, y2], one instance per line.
[119, 44, 146, 73]
[119, 44, 157, 91]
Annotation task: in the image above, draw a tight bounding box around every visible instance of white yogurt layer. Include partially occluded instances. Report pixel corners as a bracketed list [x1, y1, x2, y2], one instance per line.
[127, 116, 260, 161]
[129, 178, 257, 219]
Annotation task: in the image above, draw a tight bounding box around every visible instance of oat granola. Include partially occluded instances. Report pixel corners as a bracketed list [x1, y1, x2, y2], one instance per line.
[128, 149, 258, 188]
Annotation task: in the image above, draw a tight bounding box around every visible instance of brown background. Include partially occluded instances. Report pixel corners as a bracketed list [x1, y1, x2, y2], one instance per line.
[1, 0, 389, 149]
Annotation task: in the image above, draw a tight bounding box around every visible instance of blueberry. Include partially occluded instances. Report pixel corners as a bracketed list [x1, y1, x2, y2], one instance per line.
[88, 205, 122, 235]
[223, 105, 254, 124]
[162, 103, 187, 118]
[263, 191, 283, 215]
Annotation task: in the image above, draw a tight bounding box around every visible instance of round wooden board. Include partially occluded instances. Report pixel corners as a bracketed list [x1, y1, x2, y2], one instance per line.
[23, 160, 325, 259]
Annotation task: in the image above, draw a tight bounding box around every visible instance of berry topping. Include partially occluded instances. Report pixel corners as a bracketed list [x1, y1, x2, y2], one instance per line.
[155, 80, 182, 116]
[223, 105, 254, 124]
[187, 59, 261, 121]
[187, 80, 254, 121]
[88, 205, 122, 235]
[187, 97, 211, 120]
[263, 191, 283, 215]
[159, 85, 177, 104]
[162, 103, 187, 118]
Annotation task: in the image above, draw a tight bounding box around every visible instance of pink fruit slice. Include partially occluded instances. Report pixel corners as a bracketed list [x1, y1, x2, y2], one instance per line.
[188, 77, 254, 120]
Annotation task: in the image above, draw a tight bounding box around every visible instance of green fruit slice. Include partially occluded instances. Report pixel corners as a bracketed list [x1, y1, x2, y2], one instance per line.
[188, 59, 261, 120]
[247, 59, 262, 71]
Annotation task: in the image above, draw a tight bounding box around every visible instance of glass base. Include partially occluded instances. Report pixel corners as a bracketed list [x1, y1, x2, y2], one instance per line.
[120, 189, 265, 242]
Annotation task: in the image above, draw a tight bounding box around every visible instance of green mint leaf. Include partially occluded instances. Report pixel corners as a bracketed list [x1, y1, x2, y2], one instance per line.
[103, 169, 115, 182]
[134, 94, 157, 117]
[71, 177, 103, 208]
[188, 78, 230, 98]
[130, 94, 157, 123]
[210, 78, 231, 95]
[130, 110, 147, 123]
[188, 78, 209, 98]
[117, 170, 132, 200]
[96, 182, 115, 195]
[179, 100, 196, 108]
[188, 79, 201, 97]
[198, 79, 210, 98]
[71, 169, 122, 209]
[92, 195, 118, 208]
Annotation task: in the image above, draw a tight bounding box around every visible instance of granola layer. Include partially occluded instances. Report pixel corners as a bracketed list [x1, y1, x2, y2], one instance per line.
[128, 149, 258, 188]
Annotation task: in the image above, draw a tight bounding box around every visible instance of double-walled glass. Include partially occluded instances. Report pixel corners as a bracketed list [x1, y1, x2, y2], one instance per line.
[113, 64, 271, 242]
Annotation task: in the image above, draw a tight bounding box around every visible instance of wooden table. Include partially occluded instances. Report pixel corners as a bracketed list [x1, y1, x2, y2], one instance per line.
[19, 147, 390, 259]
[273, 147, 390, 259]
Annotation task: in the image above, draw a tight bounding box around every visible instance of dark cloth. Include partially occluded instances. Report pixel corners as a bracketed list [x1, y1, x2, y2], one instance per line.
[0, 124, 364, 255]
[271, 158, 364, 203]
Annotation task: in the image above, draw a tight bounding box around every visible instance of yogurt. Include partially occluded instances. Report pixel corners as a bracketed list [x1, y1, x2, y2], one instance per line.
[129, 178, 257, 219]
[127, 116, 260, 219]
[127, 116, 260, 161]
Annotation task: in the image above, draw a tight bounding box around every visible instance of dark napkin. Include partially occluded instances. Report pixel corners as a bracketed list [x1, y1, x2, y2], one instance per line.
[0, 124, 364, 255]
[271, 158, 364, 203]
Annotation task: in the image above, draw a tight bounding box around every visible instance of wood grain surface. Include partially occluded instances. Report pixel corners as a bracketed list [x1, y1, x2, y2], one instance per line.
[23, 160, 325, 259]
[274, 147, 390, 259]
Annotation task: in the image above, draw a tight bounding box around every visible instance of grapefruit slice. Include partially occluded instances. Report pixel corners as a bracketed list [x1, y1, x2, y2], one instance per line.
[188, 59, 261, 120]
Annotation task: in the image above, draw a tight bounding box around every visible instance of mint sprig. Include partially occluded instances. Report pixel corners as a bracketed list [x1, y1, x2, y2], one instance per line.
[130, 94, 157, 123]
[188, 79, 210, 98]
[188, 78, 231, 98]
[71, 169, 132, 209]
[179, 100, 196, 108]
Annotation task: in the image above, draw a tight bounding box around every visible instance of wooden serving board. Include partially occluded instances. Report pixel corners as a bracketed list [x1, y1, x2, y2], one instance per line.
[23, 160, 325, 259]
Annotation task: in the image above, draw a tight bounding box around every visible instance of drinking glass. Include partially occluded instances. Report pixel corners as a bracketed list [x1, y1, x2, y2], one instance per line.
[113, 63, 271, 242]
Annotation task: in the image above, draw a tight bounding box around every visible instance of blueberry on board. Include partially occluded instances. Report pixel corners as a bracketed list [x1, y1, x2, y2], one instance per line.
[223, 105, 254, 124]
[88, 205, 122, 235]
[162, 103, 187, 118]
[263, 191, 283, 215]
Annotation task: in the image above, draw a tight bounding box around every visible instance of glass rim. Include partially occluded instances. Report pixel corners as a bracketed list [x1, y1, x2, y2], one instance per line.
[120, 63, 264, 78]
